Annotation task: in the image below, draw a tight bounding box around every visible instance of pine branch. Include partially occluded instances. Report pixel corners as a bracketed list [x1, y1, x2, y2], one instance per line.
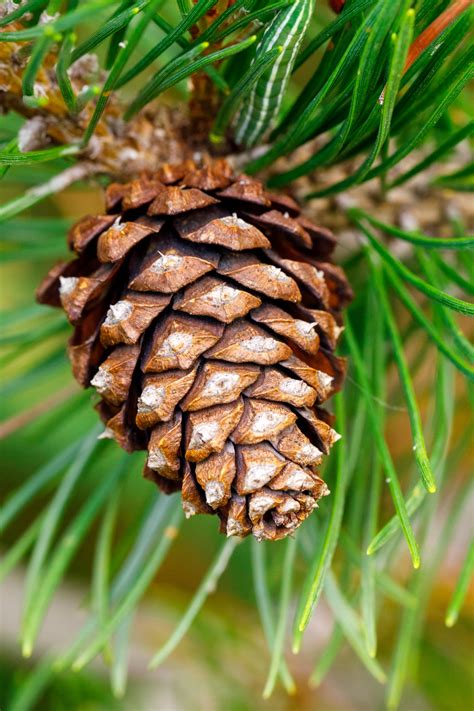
[0, 1, 472, 706]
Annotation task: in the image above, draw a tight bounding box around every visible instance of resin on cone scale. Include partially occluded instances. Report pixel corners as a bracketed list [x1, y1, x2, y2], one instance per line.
[37, 159, 352, 541]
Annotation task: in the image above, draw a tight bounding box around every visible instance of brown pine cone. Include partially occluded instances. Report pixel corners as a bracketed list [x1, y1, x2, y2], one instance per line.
[37, 159, 352, 541]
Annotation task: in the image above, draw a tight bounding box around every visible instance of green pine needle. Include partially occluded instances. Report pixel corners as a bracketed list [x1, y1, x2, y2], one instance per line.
[148, 537, 239, 670]
[445, 541, 474, 628]
[355, 217, 474, 317]
[70, 499, 182, 670]
[251, 541, 296, 694]
[345, 319, 421, 569]
[262, 536, 297, 699]
[22, 453, 128, 659]
[368, 256, 436, 494]
[292, 394, 348, 647]
[324, 572, 387, 684]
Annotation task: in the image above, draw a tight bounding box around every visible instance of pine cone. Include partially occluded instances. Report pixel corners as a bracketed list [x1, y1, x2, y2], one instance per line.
[37, 159, 352, 541]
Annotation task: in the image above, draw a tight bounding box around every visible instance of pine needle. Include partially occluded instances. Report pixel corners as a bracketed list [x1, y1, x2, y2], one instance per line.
[445, 541, 474, 628]
[71, 499, 182, 670]
[324, 572, 387, 684]
[345, 319, 421, 568]
[149, 537, 239, 669]
[22, 453, 128, 658]
[262, 535, 297, 698]
[292, 394, 348, 647]
[369, 257, 436, 493]
[251, 541, 296, 694]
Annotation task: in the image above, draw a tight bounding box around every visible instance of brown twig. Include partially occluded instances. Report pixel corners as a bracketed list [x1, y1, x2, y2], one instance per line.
[379, 0, 471, 104]
[403, 0, 471, 75]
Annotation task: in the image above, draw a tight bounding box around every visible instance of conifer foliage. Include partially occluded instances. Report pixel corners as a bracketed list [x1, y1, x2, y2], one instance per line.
[0, 1, 472, 707]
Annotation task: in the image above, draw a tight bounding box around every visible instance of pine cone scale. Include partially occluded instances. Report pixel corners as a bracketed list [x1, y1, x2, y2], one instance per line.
[37, 159, 351, 541]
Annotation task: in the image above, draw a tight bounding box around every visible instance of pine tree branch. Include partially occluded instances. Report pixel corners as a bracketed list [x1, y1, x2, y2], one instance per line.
[0, 18, 192, 177]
